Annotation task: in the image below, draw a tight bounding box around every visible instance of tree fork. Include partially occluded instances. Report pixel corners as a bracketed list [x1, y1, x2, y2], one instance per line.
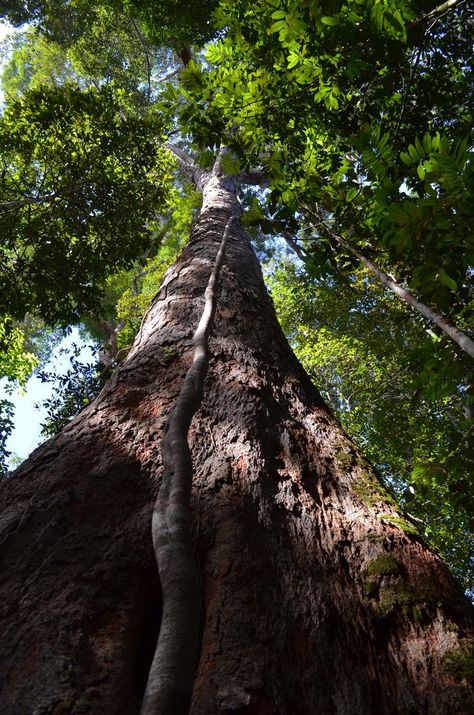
[141, 215, 237, 715]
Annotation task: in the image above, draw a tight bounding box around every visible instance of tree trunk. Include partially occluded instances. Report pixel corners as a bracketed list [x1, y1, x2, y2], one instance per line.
[0, 173, 473, 715]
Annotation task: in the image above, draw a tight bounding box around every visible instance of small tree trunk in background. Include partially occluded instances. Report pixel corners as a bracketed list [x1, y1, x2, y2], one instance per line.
[0, 174, 472, 715]
[331, 233, 474, 360]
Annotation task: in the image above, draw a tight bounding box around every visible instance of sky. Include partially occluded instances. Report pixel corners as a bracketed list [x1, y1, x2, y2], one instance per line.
[0, 21, 16, 105]
[0, 329, 95, 467]
[0, 21, 12, 40]
[0, 19, 43, 467]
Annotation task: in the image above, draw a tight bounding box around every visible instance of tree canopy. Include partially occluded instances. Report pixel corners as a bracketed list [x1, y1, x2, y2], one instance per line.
[0, 0, 473, 588]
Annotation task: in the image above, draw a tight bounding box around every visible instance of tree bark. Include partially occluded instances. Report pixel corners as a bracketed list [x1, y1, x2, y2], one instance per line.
[0, 194, 58, 211]
[142, 212, 237, 715]
[0, 174, 473, 715]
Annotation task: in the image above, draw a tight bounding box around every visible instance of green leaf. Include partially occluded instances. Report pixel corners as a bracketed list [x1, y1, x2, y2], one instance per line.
[270, 19, 288, 34]
[370, 4, 384, 32]
[407, 144, 419, 162]
[383, 10, 406, 41]
[437, 269, 458, 292]
[417, 163, 426, 180]
[287, 53, 300, 69]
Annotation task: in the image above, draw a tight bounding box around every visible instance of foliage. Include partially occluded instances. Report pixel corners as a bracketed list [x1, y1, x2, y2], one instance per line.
[32, 182, 200, 436]
[1, 9, 159, 102]
[189, 0, 474, 352]
[0, 317, 38, 384]
[75, 180, 201, 349]
[1, 0, 473, 591]
[122, 0, 218, 49]
[114, 184, 201, 347]
[65, 6, 156, 96]
[0, 0, 218, 49]
[1, 29, 77, 100]
[0, 399, 14, 475]
[15, 314, 64, 369]
[0, 83, 172, 323]
[36, 342, 105, 436]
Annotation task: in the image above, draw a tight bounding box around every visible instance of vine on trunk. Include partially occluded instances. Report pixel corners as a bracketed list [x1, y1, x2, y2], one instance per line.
[141, 214, 238, 715]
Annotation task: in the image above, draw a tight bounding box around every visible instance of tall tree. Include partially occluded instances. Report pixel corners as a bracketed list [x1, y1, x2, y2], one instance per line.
[0, 1, 473, 713]
[1, 147, 474, 715]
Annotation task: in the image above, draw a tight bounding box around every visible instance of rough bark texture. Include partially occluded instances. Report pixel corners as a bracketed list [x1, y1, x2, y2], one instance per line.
[142, 211, 236, 715]
[0, 179, 473, 715]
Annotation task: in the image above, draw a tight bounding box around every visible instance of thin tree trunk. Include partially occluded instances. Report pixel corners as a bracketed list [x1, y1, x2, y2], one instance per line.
[294, 226, 474, 360]
[0, 174, 472, 714]
[334, 234, 474, 359]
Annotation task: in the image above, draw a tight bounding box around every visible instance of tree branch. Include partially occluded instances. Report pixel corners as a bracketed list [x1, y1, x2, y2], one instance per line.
[394, 44, 423, 140]
[128, 16, 152, 102]
[166, 143, 195, 167]
[237, 171, 269, 187]
[281, 231, 308, 262]
[151, 67, 180, 85]
[409, 0, 465, 26]
[0, 194, 58, 212]
[166, 144, 205, 187]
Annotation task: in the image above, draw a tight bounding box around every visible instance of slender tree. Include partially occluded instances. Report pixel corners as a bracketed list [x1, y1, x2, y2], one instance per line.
[281, 220, 474, 360]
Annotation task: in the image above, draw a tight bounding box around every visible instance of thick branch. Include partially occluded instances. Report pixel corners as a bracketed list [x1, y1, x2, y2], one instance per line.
[410, 0, 465, 26]
[0, 194, 58, 212]
[141, 214, 238, 715]
[166, 144, 204, 187]
[281, 231, 308, 262]
[151, 67, 180, 85]
[237, 171, 269, 187]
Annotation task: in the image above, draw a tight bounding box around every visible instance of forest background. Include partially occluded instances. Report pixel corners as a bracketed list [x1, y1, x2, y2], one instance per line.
[0, 0, 472, 596]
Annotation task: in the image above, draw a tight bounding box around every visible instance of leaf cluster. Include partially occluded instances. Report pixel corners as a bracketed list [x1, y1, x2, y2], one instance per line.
[36, 342, 105, 436]
[190, 0, 474, 347]
[0, 84, 172, 323]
